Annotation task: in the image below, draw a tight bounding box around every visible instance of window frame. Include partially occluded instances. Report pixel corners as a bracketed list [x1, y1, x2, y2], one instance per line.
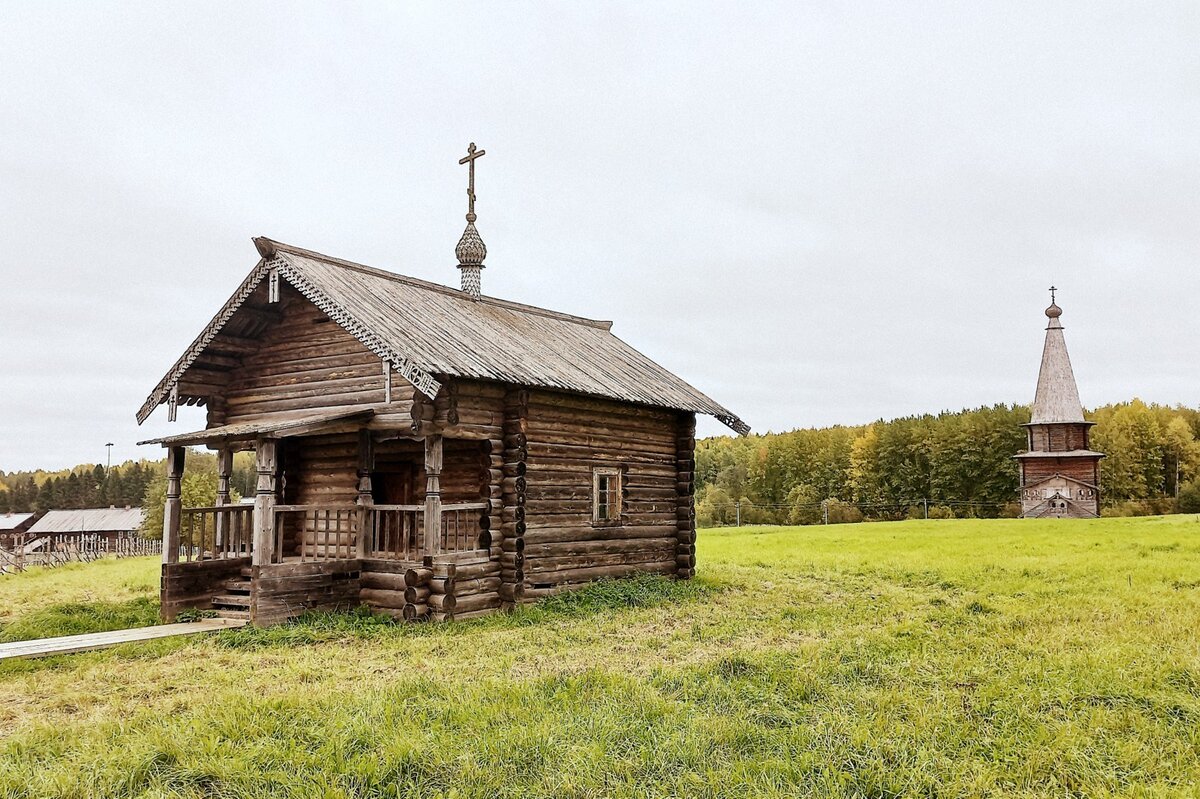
[591, 466, 623, 526]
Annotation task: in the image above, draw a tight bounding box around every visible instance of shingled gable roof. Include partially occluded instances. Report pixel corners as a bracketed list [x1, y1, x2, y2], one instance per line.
[137, 238, 749, 434]
[1029, 303, 1088, 426]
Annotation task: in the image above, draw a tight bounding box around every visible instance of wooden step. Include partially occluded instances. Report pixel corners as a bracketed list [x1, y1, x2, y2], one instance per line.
[211, 594, 251, 608]
[223, 580, 252, 593]
[215, 609, 251, 621]
[240, 567, 253, 577]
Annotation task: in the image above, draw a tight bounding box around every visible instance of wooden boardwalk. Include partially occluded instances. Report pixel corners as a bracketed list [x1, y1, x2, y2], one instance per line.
[0, 618, 247, 661]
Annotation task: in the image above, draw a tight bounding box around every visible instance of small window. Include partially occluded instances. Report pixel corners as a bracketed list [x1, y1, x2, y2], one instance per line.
[592, 467, 623, 524]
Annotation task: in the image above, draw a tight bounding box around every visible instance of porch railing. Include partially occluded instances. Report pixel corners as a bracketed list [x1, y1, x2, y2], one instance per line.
[438, 502, 489, 554]
[274, 504, 362, 563]
[270, 502, 491, 563]
[368, 504, 423, 561]
[179, 505, 254, 563]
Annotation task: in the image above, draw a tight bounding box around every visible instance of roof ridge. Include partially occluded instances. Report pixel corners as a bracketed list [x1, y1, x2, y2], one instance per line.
[256, 237, 613, 331]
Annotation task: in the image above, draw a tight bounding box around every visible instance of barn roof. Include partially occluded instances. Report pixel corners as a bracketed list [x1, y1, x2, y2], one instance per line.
[1029, 301, 1087, 425]
[137, 238, 748, 434]
[28, 507, 145, 534]
[0, 513, 35, 531]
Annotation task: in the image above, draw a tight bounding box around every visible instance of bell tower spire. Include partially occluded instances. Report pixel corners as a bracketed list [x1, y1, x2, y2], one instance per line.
[1015, 288, 1104, 518]
[455, 142, 487, 299]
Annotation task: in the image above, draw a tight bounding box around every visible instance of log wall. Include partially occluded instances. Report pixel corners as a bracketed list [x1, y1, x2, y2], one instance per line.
[519, 389, 685, 595]
[1028, 423, 1091, 452]
[1021, 457, 1101, 486]
[216, 286, 410, 424]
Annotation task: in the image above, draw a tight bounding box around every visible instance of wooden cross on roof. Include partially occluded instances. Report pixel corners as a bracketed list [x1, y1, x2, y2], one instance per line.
[1049, 285, 1057, 305]
[459, 142, 486, 221]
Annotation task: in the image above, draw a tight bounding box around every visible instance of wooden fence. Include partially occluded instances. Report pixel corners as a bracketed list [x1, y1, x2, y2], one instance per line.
[0, 533, 163, 574]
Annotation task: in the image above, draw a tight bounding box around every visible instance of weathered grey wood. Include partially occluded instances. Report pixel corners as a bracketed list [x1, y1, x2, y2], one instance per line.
[252, 439, 278, 566]
[424, 434, 443, 555]
[0, 619, 248, 661]
[162, 446, 184, 565]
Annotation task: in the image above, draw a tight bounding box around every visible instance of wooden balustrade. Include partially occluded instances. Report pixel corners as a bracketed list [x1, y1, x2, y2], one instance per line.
[266, 502, 489, 564]
[368, 504, 423, 561]
[273, 504, 361, 562]
[439, 502, 489, 553]
[179, 505, 254, 563]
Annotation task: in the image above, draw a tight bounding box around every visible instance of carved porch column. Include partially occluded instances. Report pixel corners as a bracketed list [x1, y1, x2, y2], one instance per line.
[356, 430, 374, 559]
[252, 439, 278, 566]
[424, 434, 443, 555]
[215, 446, 232, 550]
[162, 446, 185, 564]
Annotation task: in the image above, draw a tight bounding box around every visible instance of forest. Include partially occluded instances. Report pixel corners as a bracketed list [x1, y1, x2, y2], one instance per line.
[4, 398, 1199, 531]
[697, 399, 1200, 526]
[0, 452, 256, 518]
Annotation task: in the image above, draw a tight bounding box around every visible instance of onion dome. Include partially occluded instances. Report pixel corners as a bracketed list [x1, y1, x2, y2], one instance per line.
[455, 215, 487, 266]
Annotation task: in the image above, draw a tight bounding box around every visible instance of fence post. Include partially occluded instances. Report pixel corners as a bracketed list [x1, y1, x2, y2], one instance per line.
[735, 501, 741, 527]
[823, 500, 829, 525]
[923, 498, 928, 519]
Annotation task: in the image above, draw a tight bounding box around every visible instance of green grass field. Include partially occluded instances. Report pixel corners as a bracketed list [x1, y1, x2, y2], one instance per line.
[2, 516, 1199, 798]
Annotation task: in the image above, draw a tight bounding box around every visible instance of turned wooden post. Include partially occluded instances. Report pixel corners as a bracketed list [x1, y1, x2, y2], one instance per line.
[424, 434, 443, 555]
[162, 446, 185, 564]
[252, 439, 278, 566]
[356, 429, 374, 558]
[215, 446, 232, 551]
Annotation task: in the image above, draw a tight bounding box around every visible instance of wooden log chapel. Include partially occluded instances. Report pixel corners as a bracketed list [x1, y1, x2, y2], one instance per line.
[137, 143, 747, 625]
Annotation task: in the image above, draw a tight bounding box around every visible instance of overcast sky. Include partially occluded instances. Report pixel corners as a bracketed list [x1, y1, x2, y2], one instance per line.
[1, 2, 1197, 472]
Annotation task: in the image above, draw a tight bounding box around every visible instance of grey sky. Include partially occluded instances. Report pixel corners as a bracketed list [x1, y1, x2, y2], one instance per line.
[1, 2, 1197, 472]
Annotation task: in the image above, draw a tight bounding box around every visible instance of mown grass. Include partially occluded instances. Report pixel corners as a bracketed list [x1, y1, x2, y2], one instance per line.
[1, 516, 1199, 797]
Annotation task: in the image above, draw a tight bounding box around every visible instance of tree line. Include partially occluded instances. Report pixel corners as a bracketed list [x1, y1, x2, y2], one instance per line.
[697, 399, 1200, 526]
[0, 452, 257, 519]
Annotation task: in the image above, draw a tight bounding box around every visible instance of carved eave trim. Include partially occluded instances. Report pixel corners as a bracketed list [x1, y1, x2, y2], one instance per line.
[273, 256, 441, 400]
[136, 262, 272, 424]
[715, 414, 751, 436]
[136, 256, 441, 426]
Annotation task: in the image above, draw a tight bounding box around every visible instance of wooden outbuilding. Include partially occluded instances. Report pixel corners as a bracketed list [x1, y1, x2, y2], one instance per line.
[138, 197, 746, 624]
[1016, 292, 1103, 518]
[0, 512, 36, 543]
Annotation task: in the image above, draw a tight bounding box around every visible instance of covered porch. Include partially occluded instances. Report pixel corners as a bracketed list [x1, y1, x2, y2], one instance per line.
[147, 409, 500, 624]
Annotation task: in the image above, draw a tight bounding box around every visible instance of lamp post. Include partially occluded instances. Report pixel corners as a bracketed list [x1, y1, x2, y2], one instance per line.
[105, 443, 114, 474]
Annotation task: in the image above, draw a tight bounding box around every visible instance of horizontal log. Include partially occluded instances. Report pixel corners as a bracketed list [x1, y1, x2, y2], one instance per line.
[521, 524, 679, 541]
[404, 567, 432, 586]
[405, 586, 431, 604]
[429, 577, 457, 594]
[360, 572, 408, 592]
[520, 537, 678, 559]
[526, 550, 674, 573]
[428, 593, 457, 611]
[453, 593, 502, 613]
[501, 521, 527, 538]
[402, 603, 428, 620]
[524, 561, 676, 586]
[453, 576, 502, 595]
[359, 588, 407, 609]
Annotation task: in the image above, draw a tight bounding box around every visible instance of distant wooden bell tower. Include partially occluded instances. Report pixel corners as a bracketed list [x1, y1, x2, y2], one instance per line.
[1015, 289, 1104, 518]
